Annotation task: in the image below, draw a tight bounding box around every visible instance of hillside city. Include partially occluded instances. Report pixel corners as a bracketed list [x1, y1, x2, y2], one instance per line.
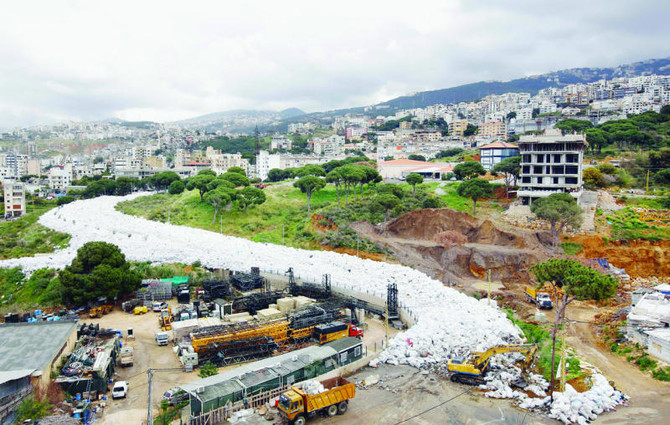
[1, 32, 670, 425]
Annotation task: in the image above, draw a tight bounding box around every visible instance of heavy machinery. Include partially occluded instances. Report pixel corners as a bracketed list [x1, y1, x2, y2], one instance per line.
[447, 344, 537, 386]
[159, 308, 172, 331]
[278, 377, 355, 425]
[88, 304, 113, 318]
[525, 287, 554, 309]
[133, 306, 148, 315]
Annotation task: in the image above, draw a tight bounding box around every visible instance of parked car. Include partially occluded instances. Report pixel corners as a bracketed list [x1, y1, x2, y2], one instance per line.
[163, 387, 188, 406]
[152, 302, 168, 312]
[112, 381, 128, 399]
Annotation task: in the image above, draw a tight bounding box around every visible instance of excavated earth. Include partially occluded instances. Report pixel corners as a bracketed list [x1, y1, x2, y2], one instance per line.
[569, 234, 670, 278]
[352, 208, 552, 286]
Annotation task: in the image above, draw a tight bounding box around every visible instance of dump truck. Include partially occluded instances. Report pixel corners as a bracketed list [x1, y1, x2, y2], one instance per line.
[524, 287, 553, 309]
[119, 346, 134, 367]
[313, 321, 363, 345]
[278, 377, 355, 425]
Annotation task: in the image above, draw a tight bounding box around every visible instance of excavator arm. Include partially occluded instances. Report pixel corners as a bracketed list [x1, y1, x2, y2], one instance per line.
[447, 344, 537, 386]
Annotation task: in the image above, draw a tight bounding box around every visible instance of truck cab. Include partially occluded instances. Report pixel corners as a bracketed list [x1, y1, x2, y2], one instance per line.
[278, 391, 304, 421]
[155, 331, 169, 346]
[536, 293, 554, 309]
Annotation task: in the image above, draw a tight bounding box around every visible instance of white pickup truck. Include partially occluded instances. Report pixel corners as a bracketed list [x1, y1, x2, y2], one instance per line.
[112, 381, 128, 399]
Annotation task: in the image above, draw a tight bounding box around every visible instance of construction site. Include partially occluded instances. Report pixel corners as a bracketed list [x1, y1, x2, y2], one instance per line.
[1, 192, 669, 425]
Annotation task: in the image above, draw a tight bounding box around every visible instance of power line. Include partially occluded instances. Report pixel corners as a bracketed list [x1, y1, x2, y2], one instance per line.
[393, 387, 473, 425]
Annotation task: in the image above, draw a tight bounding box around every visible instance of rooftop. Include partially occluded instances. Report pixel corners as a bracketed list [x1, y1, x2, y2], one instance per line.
[0, 321, 77, 373]
[479, 141, 519, 150]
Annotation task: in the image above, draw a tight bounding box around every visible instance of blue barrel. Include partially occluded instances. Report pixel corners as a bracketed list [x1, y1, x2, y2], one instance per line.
[74, 412, 81, 419]
[76, 393, 82, 401]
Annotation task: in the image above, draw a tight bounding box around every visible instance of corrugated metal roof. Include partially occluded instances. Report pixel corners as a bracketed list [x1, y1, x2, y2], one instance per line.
[324, 337, 362, 353]
[0, 369, 35, 385]
[0, 321, 77, 373]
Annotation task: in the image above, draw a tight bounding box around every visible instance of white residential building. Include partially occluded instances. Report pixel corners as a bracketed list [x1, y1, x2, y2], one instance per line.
[3, 181, 26, 218]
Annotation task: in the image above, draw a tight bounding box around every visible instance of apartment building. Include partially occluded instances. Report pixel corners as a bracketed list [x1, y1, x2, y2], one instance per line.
[450, 119, 468, 137]
[47, 165, 73, 191]
[479, 121, 508, 139]
[517, 129, 586, 205]
[3, 181, 26, 218]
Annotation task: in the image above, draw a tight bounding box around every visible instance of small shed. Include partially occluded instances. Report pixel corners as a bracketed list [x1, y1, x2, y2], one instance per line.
[646, 328, 670, 363]
[325, 337, 364, 366]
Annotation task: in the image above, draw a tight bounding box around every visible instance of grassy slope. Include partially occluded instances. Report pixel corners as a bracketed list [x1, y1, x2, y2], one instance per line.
[0, 205, 71, 260]
[117, 184, 341, 249]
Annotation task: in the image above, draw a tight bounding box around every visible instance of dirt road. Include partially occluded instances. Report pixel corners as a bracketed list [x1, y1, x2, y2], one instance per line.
[564, 306, 670, 425]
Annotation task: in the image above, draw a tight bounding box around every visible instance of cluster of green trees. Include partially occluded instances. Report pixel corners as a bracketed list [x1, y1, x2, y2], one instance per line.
[555, 109, 670, 186]
[73, 171, 182, 198]
[186, 168, 266, 223]
[0, 242, 141, 307]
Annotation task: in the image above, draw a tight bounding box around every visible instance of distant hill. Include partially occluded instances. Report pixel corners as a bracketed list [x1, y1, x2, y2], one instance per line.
[373, 57, 670, 111]
[175, 108, 305, 132]
[286, 57, 670, 123]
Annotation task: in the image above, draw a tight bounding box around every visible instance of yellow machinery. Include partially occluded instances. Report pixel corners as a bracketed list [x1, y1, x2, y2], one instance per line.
[159, 309, 172, 331]
[191, 319, 290, 353]
[447, 344, 537, 386]
[89, 304, 113, 318]
[133, 306, 148, 315]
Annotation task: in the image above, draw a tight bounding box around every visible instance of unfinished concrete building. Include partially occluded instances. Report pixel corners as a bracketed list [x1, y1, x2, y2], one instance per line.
[517, 128, 586, 205]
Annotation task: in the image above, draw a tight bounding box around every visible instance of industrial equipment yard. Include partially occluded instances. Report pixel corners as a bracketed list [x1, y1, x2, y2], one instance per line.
[80, 301, 396, 425]
[1, 193, 668, 425]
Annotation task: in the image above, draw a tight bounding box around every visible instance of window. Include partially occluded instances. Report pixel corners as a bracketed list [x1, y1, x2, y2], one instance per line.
[522, 166, 530, 174]
[522, 177, 530, 183]
[354, 346, 362, 357]
[566, 166, 579, 175]
[340, 352, 348, 363]
[566, 177, 578, 184]
[536, 155, 544, 163]
[553, 154, 561, 163]
[536, 177, 543, 184]
[533, 166, 543, 174]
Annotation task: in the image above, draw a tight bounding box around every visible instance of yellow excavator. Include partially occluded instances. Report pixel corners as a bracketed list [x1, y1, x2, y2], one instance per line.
[447, 344, 537, 386]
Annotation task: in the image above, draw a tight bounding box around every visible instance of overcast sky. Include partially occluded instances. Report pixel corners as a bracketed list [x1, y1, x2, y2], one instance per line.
[1, 0, 668, 128]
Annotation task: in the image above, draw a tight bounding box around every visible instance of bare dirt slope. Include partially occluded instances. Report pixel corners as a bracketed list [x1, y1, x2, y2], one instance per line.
[569, 234, 670, 278]
[352, 209, 551, 286]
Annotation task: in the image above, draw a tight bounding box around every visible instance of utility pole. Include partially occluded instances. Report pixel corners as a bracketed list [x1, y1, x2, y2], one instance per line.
[147, 368, 153, 425]
[646, 170, 650, 194]
[356, 235, 359, 257]
[487, 269, 491, 301]
[384, 299, 389, 350]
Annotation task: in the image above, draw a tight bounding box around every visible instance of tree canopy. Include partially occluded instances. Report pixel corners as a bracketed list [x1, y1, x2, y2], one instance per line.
[491, 156, 521, 198]
[204, 186, 234, 224]
[405, 173, 424, 197]
[294, 176, 326, 216]
[453, 161, 486, 180]
[60, 242, 141, 305]
[456, 178, 493, 215]
[236, 186, 266, 214]
[186, 174, 214, 201]
[531, 258, 618, 396]
[293, 164, 326, 177]
[375, 194, 400, 221]
[530, 193, 583, 246]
